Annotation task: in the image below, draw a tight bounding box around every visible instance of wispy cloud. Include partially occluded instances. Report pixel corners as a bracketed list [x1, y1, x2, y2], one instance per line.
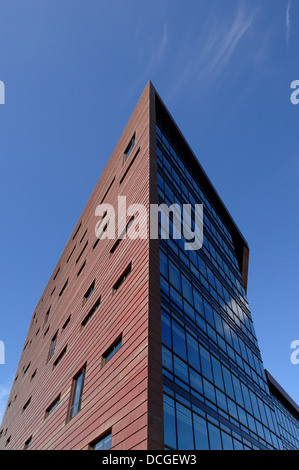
[0, 383, 11, 424]
[286, 0, 292, 46]
[166, 2, 260, 100]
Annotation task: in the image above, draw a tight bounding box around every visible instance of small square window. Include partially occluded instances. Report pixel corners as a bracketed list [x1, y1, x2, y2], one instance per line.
[103, 336, 122, 365]
[123, 134, 135, 163]
[90, 431, 111, 450]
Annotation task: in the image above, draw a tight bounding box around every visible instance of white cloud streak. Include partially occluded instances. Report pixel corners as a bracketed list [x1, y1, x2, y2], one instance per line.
[167, 2, 258, 100]
[286, 0, 292, 46]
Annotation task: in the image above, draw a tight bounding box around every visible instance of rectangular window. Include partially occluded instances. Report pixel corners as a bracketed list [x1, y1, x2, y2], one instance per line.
[99, 177, 115, 205]
[59, 279, 69, 297]
[53, 267, 60, 280]
[83, 280, 95, 303]
[72, 222, 82, 240]
[62, 315, 71, 330]
[66, 244, 76, 263]
[23, 397, 31, 412]
[48, 332, 58, 360]
[24, 436, 32, 450]
[46, 395, 60, 417]
[76, 242, 88, 264]
[110, 217, 135, 254]
[81, 296, 101, 327]
[53, 346, 67, 368]
[69, 366, 86, 420]
[77, 260, 86, 277]
[124, 134, 135, 162]
[79, 229, 87, 244]
[113, 263, 132, 292]
[44, 307, 51, 326]
[90, 431, 112, 450]
[103, 335, 122, 365]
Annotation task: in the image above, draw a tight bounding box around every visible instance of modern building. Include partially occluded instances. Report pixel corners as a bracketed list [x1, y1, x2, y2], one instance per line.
[0, 82, 298, 450]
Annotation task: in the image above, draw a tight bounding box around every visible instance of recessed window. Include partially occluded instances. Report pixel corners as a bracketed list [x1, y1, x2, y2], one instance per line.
[72, 222, 82, 241]
[5, 435, 11, 447]
[90, 431, 112, 450]
[66, 244, 76, 263]
[31, 369, 37, 381]
[110, 217, 135, 254]
[53, 346, 67, 368]
[23, 363, 31, 375]
[76, 241, 88, 264]
[103, 336, 122, 365]
[59, 279, 69, 297]
[46, 395, 60, 418]
[23, 397, 31, 412]
[69, 366, 86, 420]
[124, 134, 135, 162]
[80, 229, 87, 244]
[113, 263, 132, 292]
[77, 260, 86, 277]
[48, 332, 58, 361]
[24, 436, 32, 450]
[99, 177, 115, 205]
[53, 267, 60, 281]
[81, 297, 101, 327]
[44, 307, 51, 325]
[62, 315, 71, 330]
[83, 281, 95, 304]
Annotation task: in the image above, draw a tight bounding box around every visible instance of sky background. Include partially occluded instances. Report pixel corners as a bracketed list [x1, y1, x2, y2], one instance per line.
[0, 0, 298, 423]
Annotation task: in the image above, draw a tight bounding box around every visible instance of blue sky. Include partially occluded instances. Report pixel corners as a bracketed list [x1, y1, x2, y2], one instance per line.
[0, 0, 298, 422]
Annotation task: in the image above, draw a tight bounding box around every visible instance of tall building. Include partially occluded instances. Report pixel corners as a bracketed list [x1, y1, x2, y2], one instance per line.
[0, 82, 298, 450]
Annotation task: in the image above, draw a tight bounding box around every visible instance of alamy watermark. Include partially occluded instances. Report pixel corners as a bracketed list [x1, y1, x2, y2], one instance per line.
[95, 196, 203, 251]
[0, 80, 5, 104]
[0, 340, 4, 364]
[290, 340, 299, 365]
[290, 80, 299, 104]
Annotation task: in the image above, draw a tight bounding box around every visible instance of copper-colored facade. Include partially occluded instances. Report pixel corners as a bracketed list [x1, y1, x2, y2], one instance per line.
[0, 82, 163, 450]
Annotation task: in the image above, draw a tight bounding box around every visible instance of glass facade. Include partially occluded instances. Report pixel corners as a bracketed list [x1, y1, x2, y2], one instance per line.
[156, 120, 299, 450]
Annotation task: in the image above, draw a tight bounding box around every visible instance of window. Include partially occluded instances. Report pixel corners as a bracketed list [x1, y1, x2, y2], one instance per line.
[69, 366, 86, 420]
[72, 222, 82, 240]
[90, 431, 112, 450]
[53, 346, 67, 368]
[103, 336, 122, 365]
[81, 297, 101, 327]
[59, 279, 69, 297]
[62, 315, 71, 330]
[23, 397, 31, 412]
[110, 217, 135, 254]
[124, 134, 135, 162]
[77, 260, 86, 277]
[53, 267, 60, 281]
[99, 177, 115, 205]
[79, 229, 87, 244]
[76, 241, 88, 264]
[23, 362, 31, 375]
[83, 280, 95, 303]
[30, 369, 37, 381]
[46, 395, 60, 417]
[113, 263, 132, 292]
[66, 244, 76, 263]
[48, 332, 58, 360]
[44, 307, 51, 326]
[24, 436, 32, 450]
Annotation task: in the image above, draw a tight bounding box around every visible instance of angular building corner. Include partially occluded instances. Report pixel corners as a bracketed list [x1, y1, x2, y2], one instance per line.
[0, 81, 298, 450]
